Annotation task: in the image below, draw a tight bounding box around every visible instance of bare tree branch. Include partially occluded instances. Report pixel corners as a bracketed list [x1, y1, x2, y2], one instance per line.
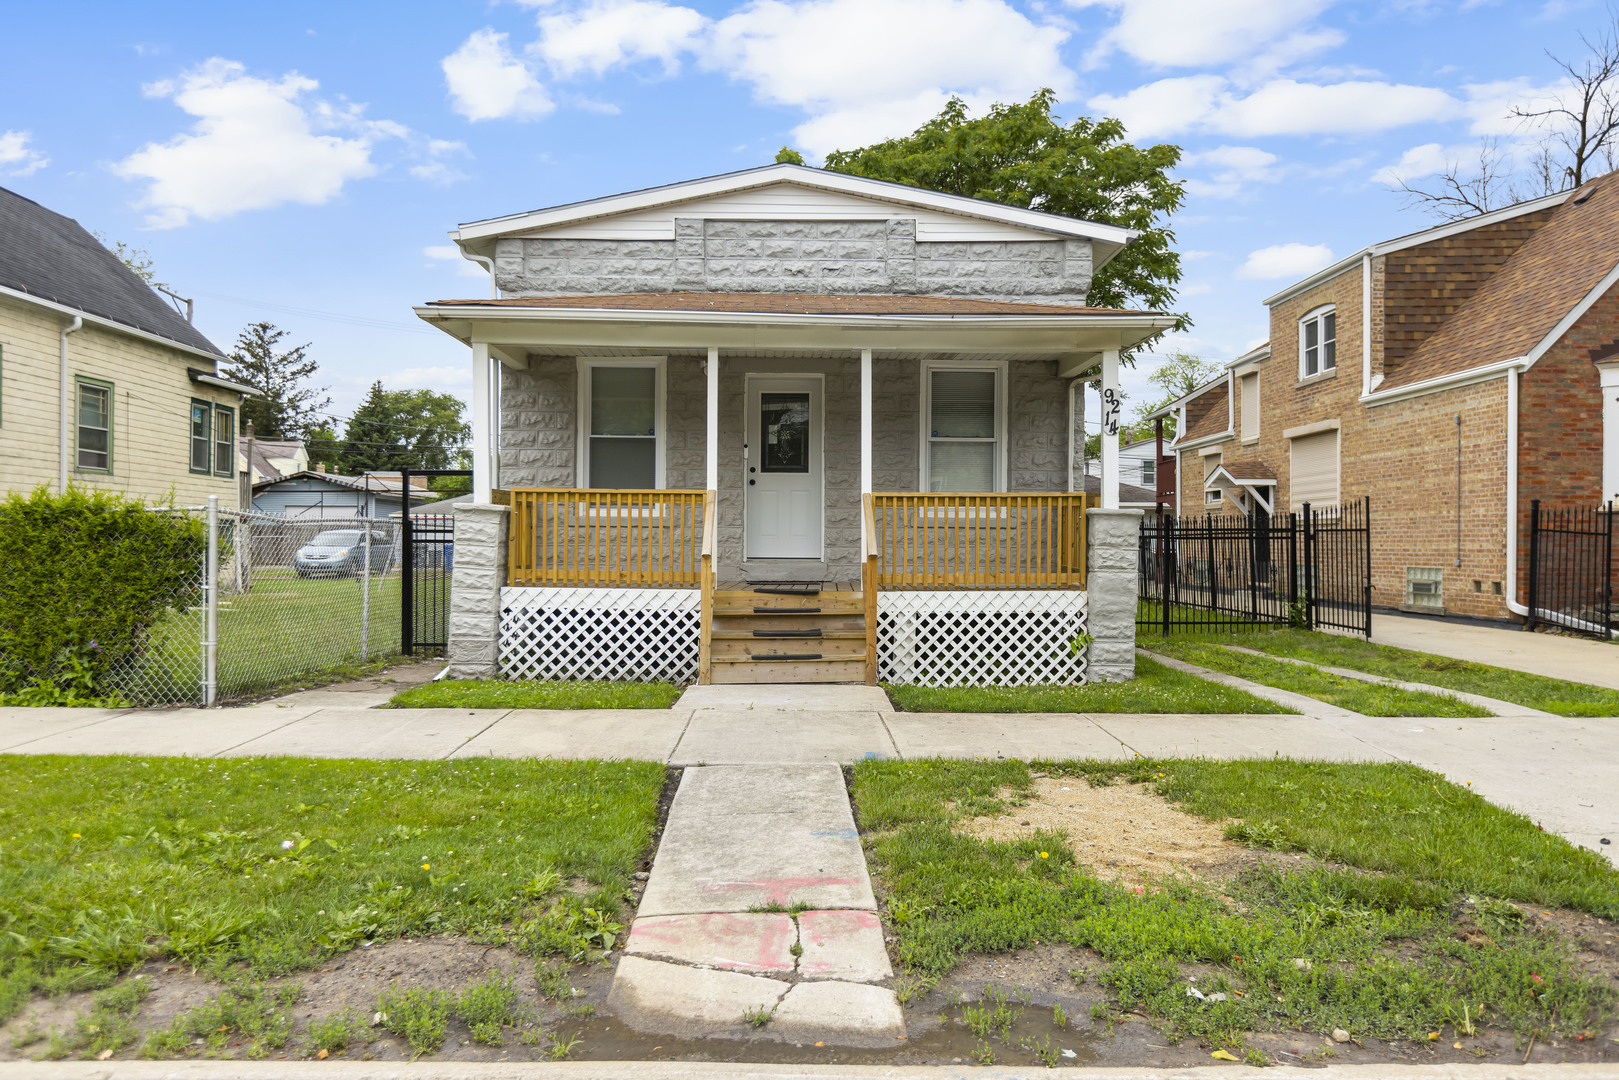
[1512, 20, 1619, 187]
[1394, 140, 1512, 221]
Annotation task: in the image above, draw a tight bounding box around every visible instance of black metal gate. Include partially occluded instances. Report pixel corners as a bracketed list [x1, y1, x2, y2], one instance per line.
[400, 468, 473, 655]
[1138, 497, 1372, 637]
[1526, 499, 1616, 638]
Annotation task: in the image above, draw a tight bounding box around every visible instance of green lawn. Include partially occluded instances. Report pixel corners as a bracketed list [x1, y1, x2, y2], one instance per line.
[852, 758, 1619, 1050]
[0, 755, 665, 1024]
[884, 655, 1294, 714]
[116, 569, 411, 705]
[1143, 640, 1489, 717]
[389, 680, 685, 709]
[1211, 629, 1619, 717]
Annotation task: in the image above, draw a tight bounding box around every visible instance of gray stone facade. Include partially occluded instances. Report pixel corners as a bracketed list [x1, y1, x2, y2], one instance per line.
[1084, 507, 1143, 682]
[494, 219, 1093, 305]
[445, 503, 510, 679]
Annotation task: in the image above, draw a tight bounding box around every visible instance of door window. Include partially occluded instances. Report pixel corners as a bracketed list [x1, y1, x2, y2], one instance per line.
[759, 392, 810, 473]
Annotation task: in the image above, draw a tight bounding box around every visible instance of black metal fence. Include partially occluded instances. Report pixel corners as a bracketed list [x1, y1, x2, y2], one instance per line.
[399, 468, 472, 656]
[1526, 500, 1615, 639]
[1138, 497, 1371, 637]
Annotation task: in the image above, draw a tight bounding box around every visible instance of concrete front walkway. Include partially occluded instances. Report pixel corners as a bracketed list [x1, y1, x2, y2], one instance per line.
[1371, 611, 1619, 689]
[2, 682, 1615, 866]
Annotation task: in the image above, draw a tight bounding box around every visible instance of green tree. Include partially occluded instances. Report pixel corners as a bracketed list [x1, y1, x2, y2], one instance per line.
[91, 231, 167, 290]
[338, 382, 470, 474]
[303, 422, 344, 473]
[823, 89, 1186, 331]
[221, 322, 331, 439]
[1129, 349, 1221, 439]
[774, 146, 806, 164]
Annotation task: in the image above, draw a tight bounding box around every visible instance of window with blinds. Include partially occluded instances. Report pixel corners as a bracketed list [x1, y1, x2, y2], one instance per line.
[77, 381, 112, 472]
[213, 405, 234, 478]
[587, 365, 657, 489]
[1301, 307, 1336, 377]
[1240, 372, 1259, 440]
[927, 368, 998, 491]
[1289, 429, 1339, 508]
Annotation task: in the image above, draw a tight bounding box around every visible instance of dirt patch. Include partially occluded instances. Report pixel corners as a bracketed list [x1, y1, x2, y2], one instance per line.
[958, 777, 1251, 888]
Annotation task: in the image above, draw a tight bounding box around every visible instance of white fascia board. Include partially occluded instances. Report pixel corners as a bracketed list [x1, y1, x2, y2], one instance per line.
[1521, 258, 1619, 370]
[1169, 430, 1233, 453]
[1263, 191, 1572, 309]
[0, 283, 225, 364]
[188, 371, 257, 396]
[1141, 370, 1232, 421]
[1359, 356, 1524, 407]
[451, 163, 1138, 250]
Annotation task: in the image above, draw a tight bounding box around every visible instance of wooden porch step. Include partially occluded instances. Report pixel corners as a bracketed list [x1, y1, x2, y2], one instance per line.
[714, 590, 861, 606]
[708, 613, 867, 633]
[709, 630, 865, 640]
[708, 656, 867, 684]
[710, 637, 867, 660]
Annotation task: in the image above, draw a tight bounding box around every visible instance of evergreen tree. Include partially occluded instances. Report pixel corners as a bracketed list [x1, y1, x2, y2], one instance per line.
[338, 382, 470, 474]
[221, 322, 331, 439]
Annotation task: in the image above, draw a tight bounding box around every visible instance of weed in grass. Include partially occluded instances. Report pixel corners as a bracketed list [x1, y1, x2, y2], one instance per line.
[456, 969, 523, 1045]
[893, 975, 934, 1006]
[972, 1038, 997, 1064]
[742, 1003, 777, 1028]
[1023, 1033, 1059, 1067]
[515, 903, 624, 962]
[561, 1001, 596, 1019]
[38, 977, 152, 1060]
[1052, 1004, 1067, 1029]
[534, 962, 574, 1002]
[10, 1020, 45, 1050]
[376, 986, 452, 1057]
[304, 1008, 372, 1056]
[747, 901, 811, 914]
[390, 680, 682, 710]
[547, 1031, 582, 1060]
[1226, 819, 1286, 849]
[142, 982, 301, 1059]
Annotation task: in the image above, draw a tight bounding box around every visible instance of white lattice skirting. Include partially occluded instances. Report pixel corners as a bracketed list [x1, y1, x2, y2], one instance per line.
[500, 587, 700, 682]
[878, 590, 1090, 686]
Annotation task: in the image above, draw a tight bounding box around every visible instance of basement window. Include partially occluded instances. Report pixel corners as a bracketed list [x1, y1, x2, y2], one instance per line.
[1405, 566, 1444, 608]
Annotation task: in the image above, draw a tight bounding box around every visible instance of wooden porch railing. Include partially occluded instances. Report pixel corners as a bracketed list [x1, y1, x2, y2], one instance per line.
[507, 488, 709, 587]
[868, 492, 1095, 589]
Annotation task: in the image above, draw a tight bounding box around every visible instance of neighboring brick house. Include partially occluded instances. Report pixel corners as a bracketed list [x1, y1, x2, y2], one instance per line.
[0, 186, 252, 505]
[1157, 177, 1619, 622]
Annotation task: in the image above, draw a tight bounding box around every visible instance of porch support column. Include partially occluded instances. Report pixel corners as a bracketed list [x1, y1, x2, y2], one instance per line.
[706, 346, 720, 491]
[1100, 348, 1121, 510]
[860, 348, 873, 550]
[471, 341, 493, 503]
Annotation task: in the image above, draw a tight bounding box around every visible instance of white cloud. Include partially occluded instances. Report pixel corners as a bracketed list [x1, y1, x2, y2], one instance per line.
[1462, 77, 1573, 136]
[534, 0, 706, 78]
[387, 365, 473, 391]
[1238, 242, 1335, 280]
[114, 59, 408, 228]
[424, 243, 488, 277]
[0, 130, 48, 176]
[1071, 0, 1337, 68]
[1370, 142, 1456, 185]
[443, 29, 554, 121]
[409, 139, 471, 184]
[1183, 144, 1281, 198]
[1093, 76, 1460, 139]
[706, 0, 1074, 155]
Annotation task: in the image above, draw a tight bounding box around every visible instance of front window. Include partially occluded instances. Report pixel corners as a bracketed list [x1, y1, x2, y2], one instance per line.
[1300, 307, 1336, 378]
[926, 367, 1000, 491]
[213, 405, 235, 477]
[77, 381, 111, 471]
[585, 364, 657, 488]
[190, 400, 211, 473]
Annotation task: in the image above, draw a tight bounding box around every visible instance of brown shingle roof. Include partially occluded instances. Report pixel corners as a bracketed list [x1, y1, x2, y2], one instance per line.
[427, 292, 1159, 317]
[1382, 173, 1619, 389]
[1177, 380, 1230, 443]
[1211, 459, 1277, 482]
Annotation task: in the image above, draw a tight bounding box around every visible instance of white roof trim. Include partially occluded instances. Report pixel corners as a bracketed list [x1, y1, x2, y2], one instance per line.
[1522, 257, 1619, 370]
[1264, 189, 1573, 308]
[0, 282, 225, 364]
[415, 303, 1175, 333]
[451, 163, 1138, 250]
[1360, 356, 1524, 407]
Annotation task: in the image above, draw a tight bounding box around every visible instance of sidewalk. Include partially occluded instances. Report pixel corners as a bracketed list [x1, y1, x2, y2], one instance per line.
[1371, 611, 1619, 689]
[2, 683, 1615, 867]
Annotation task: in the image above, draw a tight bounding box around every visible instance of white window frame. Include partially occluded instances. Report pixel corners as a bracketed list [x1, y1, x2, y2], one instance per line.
[1298, 305, 1337, 379]
[919, 359, 1008, 493]
[1239, 371, 1260, 442]
[1140, 458, 1156, 487]
[576, 357, 666, 490]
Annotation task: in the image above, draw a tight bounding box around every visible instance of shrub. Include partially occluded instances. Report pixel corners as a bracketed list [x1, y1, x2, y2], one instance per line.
[0, 485, 205, 696]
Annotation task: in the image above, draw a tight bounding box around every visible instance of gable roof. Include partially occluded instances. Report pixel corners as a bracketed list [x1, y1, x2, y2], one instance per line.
[1381, 171, 1619, 391]
[0, 185, 223, 357]
[1177, 379, 1230, 444]
[451, 163, 1138, 266]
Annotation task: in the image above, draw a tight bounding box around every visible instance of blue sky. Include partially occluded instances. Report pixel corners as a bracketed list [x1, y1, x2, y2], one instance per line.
[0, 0, 1604, 426]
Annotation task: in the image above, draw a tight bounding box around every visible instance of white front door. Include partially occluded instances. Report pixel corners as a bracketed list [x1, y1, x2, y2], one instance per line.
[744, 376, 823, 560]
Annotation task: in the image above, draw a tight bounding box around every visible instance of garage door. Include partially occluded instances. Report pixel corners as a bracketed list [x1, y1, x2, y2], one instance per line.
[1289, 430, 1339, 509]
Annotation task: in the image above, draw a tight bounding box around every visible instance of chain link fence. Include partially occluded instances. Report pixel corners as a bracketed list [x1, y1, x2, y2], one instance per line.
[105, 505, 406, 706]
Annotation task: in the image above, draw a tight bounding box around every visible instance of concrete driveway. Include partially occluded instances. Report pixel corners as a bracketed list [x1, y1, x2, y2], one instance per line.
[1371, 611, 1619, 689]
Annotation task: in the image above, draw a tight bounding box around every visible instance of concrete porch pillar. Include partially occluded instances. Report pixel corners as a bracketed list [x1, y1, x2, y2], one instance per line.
[445, 502, 510, 679]
[1086, 506, 1142, 682]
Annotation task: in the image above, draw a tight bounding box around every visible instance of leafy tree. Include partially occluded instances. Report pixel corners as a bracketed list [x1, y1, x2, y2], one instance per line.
[775, 146, 806, 164]
[221, 322, 331, 440]
[338, 382, 470, 474]
[91, 231, 167, 290]
[303, 423, 344, 473]
[824, 89, 1186, 334]
[1130, 350, 1221, 439]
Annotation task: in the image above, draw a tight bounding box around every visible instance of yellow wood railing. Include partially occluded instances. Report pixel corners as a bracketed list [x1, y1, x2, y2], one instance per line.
[698, 488, 716, 684]
[507, 488, 709, 587]
[869, 492, 1094, 590]
[862, 494, 879, 685]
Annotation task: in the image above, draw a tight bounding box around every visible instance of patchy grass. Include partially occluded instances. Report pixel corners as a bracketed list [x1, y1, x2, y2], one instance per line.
[851, 758, 1619, 1046]
[1143, 641, 1488, 716]
[1215, 629, 1619, 717]
[0, 755, 664, 1024]
[388, 680, 684, 710]
[884, 656, 1293, 714]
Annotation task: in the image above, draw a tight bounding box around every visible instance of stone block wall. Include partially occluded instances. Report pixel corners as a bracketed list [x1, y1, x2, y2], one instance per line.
[493, 219, 1094, 304]
[1085, 508, 1142, 682]
[445, 503, 510, 679]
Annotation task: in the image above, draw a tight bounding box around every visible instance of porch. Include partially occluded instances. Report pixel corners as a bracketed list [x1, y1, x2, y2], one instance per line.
[498, 487, 1098, 685]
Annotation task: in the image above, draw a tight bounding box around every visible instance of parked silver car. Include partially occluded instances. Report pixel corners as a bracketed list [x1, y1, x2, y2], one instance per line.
[292, 529, 391, 578]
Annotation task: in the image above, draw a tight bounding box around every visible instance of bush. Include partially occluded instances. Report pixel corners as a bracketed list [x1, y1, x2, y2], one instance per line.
[0, 485, 205, 697]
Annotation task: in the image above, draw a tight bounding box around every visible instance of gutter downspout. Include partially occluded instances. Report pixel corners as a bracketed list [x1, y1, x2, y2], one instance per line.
[58, 316, 83, 491]
[1361, 254, 1373, 397]
[462, 250, 498, 300]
